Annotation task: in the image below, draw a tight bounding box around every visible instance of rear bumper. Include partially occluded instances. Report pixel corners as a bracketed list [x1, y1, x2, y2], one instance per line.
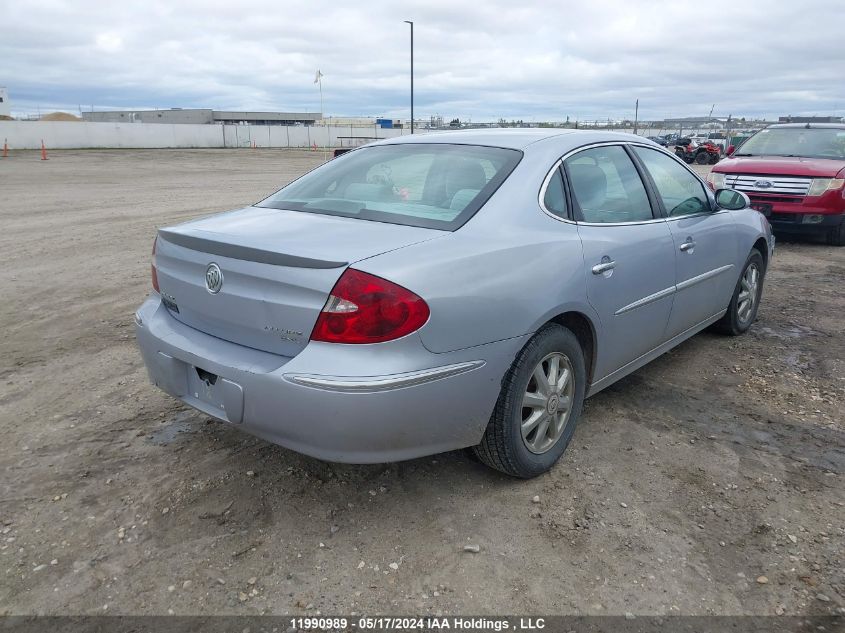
[134, 296, 522, 463]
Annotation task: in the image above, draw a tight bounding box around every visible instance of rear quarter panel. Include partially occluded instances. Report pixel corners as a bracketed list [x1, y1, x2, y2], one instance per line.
[356, 221, 595, 354]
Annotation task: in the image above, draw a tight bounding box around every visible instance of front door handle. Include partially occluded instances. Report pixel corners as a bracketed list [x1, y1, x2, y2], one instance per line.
[679, 237, 696, 252]
[591, 258, 616, 275]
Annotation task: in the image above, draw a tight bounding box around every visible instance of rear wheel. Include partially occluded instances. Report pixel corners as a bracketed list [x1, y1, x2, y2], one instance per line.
[714, 249, 765, 335]
[694, 151, 709, 164]
[473, 325, 586, 478]
[826, 218, 845, 246]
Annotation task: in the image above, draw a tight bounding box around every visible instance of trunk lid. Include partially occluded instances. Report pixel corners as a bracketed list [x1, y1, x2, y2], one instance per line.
[154, 206, 442, 357]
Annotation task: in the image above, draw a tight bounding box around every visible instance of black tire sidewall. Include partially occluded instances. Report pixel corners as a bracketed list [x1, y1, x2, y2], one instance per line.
[499, 326, 586, 477]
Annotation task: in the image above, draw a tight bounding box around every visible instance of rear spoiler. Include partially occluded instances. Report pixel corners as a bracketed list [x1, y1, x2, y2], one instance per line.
[157, 229, 348, 269]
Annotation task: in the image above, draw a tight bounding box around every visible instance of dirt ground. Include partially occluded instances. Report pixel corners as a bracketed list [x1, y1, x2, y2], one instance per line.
[0, 149, 842, 616]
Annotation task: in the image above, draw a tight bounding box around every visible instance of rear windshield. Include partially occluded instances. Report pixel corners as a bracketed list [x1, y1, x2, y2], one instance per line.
[257, 143, 522, 230]
[735, 127, 845, 160]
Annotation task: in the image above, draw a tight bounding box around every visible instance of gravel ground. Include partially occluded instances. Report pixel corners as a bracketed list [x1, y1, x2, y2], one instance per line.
[0, 149, 842, 616]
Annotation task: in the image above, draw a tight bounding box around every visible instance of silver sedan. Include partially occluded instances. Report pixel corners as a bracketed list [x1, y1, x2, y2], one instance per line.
[135, 129, 773, 477]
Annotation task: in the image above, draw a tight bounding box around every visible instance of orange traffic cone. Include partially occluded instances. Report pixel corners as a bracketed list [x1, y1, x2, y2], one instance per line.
[2, 138, 7, 158]
[41, 140, 48, 161]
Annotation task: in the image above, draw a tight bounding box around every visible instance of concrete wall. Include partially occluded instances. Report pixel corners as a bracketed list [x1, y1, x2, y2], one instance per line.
[0, 121, 419, 149]
[1, 120, 728, 150]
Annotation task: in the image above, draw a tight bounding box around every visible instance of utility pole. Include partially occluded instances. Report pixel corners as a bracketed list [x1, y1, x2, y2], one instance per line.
[633, 99, 639, 135]
[404, 20, 414, 134]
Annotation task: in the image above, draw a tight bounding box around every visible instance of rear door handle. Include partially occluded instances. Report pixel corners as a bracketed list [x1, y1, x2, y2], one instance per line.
[679, 237, 696, 252]
[592, 259, 616, 275]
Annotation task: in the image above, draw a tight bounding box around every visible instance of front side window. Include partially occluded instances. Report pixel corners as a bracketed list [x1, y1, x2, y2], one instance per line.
[257, 143, 522, 230]
[564, 145, 653, 223]
[633, 146, 710, 217]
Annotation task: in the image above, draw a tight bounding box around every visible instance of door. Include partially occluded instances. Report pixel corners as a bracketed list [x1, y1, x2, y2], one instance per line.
[631, 146, 739, 337]
[563, 145, 676, 380]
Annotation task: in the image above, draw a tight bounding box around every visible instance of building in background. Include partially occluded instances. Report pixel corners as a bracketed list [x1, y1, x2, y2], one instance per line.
[320, 116, 404, 128]
[81, 108, 321, 125]
[0, 87, 10, 118]
[778, 115, 843, 123]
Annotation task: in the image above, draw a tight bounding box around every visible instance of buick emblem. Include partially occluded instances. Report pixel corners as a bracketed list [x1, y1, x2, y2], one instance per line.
[205, 263, 223, 294]
[754, 180, 773, 189]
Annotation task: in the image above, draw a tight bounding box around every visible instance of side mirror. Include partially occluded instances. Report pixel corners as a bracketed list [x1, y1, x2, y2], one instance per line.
[715, 188, 750, 211]
[726, 145, 736, 157]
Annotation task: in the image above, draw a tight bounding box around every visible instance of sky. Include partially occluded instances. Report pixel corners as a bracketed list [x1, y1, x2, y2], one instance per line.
[3, 0, 844, 122]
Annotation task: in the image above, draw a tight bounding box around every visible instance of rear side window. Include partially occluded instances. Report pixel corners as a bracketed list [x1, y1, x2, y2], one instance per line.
[564, 146, 653, 223]
[543, 167, 567, 218]
[633, 146, 710, 217]
[258, 144, 522, 230]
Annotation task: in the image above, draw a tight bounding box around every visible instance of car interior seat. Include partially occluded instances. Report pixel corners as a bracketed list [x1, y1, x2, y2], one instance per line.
[569, 163, 608, 219]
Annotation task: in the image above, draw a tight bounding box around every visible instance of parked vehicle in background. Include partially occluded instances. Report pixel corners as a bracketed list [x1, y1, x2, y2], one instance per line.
[675, 138, 722, 164]
[710, 123, 845, 245]
[646, 136, 670, 147]
[136, 130, 773, 478]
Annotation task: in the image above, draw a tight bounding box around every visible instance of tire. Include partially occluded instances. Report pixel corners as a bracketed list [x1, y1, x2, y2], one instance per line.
[708, 153, 719, 164]
[694, 151, 709, 164]
[826, 218, 845, 246]
[473, 324, 586, 478]
[713, 249, 765, 336]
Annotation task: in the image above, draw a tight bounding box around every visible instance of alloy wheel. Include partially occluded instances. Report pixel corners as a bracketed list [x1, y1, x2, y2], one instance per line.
[521, 352, 575, 454]
[737, 263, 759, 323]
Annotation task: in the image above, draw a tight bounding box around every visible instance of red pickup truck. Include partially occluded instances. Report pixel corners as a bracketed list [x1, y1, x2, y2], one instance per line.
[707, 123, 845, 245]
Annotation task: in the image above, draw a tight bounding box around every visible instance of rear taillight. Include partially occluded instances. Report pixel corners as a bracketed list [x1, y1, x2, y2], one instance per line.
[311, 269, 430, 344]
[151, 237, 160, 293]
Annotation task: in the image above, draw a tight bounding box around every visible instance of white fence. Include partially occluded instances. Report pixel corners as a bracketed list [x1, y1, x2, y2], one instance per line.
[0, 120, 741, 150]
[0, 121, 419, 150]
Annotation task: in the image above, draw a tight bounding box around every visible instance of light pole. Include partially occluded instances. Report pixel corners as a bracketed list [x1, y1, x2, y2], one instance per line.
[404, 20, 414, 134]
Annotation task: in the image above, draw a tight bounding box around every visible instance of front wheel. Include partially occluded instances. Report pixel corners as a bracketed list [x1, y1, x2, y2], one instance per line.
[473, 325, 586, 478]
[713, 249, 765, 335]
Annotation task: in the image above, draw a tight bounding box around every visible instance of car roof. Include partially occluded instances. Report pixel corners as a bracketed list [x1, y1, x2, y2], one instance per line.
[375, 128, 646, 150]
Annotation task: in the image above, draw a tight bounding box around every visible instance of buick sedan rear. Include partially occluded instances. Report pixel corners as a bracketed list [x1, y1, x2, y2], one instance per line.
[136, 129, 773, 477]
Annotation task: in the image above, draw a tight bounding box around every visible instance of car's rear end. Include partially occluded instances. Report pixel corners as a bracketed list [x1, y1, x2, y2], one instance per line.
[135, 141, 525, 462]
[709, 124, 845, 245]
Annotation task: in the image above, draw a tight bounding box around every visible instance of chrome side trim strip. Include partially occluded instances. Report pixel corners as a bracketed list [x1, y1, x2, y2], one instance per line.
[613, 264, 734, 316]
[676, 264, 734, 292]
[614, 285, 676, 315]
[284, 361, 486, 393]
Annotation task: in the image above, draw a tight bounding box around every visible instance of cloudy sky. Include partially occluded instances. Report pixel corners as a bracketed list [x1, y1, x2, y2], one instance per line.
[3, 0, 843, 122]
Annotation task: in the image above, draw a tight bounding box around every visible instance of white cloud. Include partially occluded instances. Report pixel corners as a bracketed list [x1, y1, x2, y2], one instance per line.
[2, 0, 843, 120]
[94, 32, 123, 53]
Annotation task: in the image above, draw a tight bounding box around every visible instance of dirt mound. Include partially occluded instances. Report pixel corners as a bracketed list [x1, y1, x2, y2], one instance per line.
[0, 114, 13, 121]
[40, 112, 81, 121]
